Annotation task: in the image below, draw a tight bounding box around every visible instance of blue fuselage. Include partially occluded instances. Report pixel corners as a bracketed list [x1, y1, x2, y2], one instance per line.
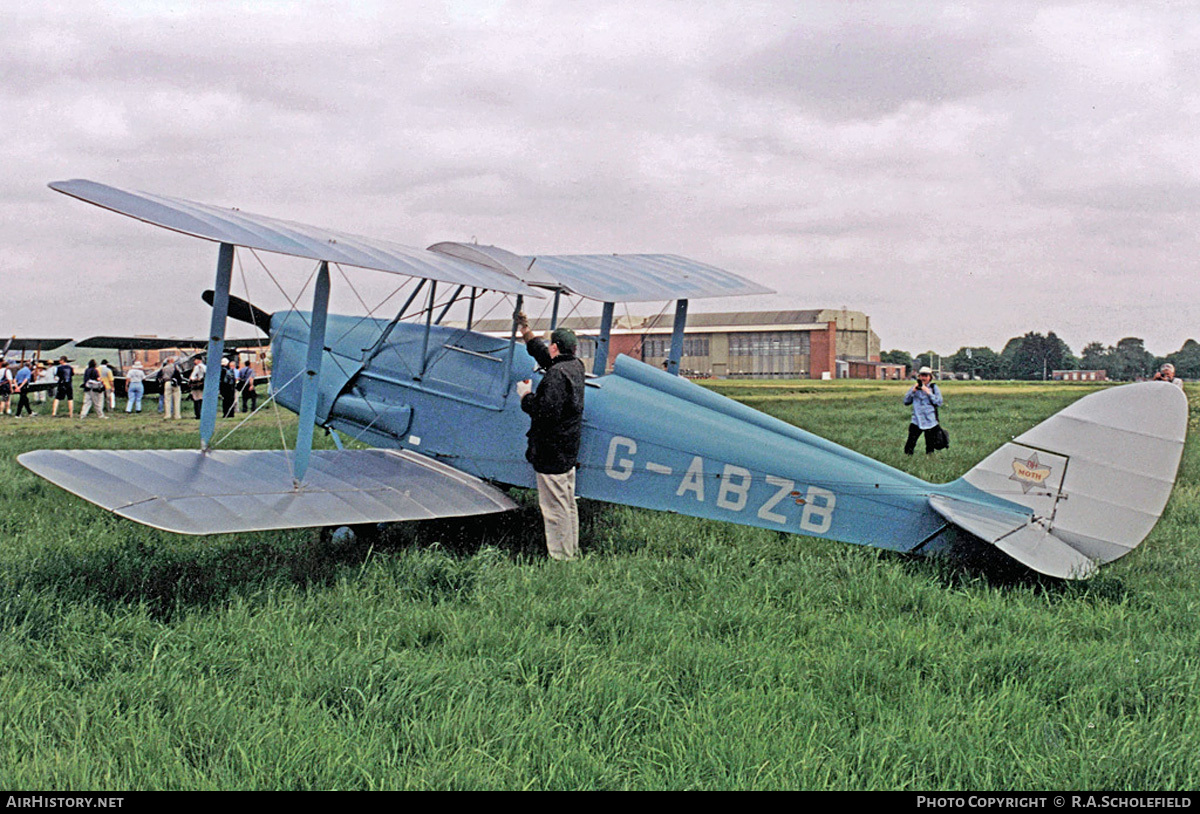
[271, 315, 972, 554]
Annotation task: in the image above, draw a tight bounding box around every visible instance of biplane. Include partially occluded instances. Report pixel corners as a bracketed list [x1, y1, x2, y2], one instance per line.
[19, 180, 1189, 580]
[1, 337, 73, 396]
[2, 336, 73, 363]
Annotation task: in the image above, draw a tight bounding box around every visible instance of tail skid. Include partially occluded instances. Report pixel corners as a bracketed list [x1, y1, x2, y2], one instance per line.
[931, 382, 1188, 578]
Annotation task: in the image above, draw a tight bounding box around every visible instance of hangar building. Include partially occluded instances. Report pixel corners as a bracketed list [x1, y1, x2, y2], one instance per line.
[470, 308, 896, 380]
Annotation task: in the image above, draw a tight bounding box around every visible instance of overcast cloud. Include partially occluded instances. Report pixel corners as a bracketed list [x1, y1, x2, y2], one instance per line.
[3, 0, 1199, 356]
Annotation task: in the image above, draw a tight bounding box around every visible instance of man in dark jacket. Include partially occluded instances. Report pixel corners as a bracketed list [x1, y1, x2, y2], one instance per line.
[219, 357, 237, 418]
[51, 356, 74, 418]
[516, 314, 585, 560]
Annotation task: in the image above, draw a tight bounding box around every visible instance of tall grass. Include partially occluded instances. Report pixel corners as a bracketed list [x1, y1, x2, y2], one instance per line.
[0, 383, 1196, 790]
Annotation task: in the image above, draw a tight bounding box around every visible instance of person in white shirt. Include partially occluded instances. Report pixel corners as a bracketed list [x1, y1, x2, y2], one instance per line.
[125, 360, 147, 413]
[34, 363, 53, 403]
[189, 356, 206, 419]
[0, 364, 14, 415]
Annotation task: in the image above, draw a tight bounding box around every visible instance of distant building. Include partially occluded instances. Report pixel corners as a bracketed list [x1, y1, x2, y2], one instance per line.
[847, 360, 908, 380]
[1052, 370, 1107, 382]
[469, 308, 882, 380]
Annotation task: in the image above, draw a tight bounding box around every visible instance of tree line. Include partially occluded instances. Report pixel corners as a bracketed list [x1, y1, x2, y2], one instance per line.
[881, 332, 1200, 381]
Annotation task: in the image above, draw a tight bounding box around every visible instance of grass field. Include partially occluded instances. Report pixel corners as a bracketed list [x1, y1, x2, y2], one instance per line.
[1, 381, 1197, 790]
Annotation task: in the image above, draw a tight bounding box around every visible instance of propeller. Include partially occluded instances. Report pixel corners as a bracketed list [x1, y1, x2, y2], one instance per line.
[202, 291, 272, 333]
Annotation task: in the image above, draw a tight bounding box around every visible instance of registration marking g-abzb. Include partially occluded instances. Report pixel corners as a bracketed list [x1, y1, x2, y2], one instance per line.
[603, 435, 836, 533]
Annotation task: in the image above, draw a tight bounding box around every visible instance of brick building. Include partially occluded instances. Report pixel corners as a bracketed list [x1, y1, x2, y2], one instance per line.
[471, 308, 882, 380]
[1052, 370, 1107, 382]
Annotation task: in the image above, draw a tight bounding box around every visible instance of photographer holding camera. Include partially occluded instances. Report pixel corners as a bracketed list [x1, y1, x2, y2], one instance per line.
[903, 366, 945, 455]
[1153, 363, 1184, 388]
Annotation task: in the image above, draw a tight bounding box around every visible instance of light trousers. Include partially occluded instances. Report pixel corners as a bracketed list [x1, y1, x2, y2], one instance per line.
[163, 381, 183, 419]
[80, 390, 105, 418]
[536, 469, 579, 561]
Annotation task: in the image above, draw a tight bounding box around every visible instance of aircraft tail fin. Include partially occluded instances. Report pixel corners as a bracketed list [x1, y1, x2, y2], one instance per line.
[931, 381, 1188, 578]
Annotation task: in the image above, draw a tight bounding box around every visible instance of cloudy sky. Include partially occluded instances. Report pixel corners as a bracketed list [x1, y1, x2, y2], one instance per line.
[4, 0, 1199, 356]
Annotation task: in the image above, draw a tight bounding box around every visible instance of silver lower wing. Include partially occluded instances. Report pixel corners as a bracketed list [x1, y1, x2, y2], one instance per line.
[19, 448, 517, 535]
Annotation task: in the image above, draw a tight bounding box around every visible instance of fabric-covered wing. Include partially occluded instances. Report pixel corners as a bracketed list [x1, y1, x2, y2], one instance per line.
[76, 336, 268, 350]
[49, 180, 541, 298]
[525, 253, 774, 302]
[19, 448, 517, 535]
[1, 338, 73, 353]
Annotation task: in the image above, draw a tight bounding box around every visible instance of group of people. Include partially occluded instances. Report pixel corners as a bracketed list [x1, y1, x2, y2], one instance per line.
[0, 354, 260, 419]
[148, 354, 260, 420]
[0, 359, 55, 417]
[0, 356, 82, 418]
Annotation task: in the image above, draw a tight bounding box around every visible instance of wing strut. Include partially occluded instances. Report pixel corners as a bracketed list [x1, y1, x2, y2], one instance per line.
[293, 260, 331, 484]
[199, 242, 234, 449]
[435, 285, 466, 325]
[666, 298, 689, 376]
[363, 278, 425, 361]
[418, 280, 437, 377]
[505, 294, 524, 394]
[594, 301, 614, 375]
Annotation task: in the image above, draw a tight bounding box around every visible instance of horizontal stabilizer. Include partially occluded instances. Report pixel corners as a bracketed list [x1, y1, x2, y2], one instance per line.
[928, 494, 1097, 579]
[991, 524, 1100, 580]
[19, 448, 517, 535]
[928, 493, 1031, 543]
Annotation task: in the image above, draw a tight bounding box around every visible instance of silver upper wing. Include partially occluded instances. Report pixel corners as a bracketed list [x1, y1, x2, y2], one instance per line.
[429, 241, 774, 302]
[50, 179, 541, 298]
[54, 180, 769, 305]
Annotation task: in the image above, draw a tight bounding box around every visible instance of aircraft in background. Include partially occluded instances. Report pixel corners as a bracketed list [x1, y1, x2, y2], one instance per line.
[1, 336, 72, 365]
[73, 335, 269, 396]
[1, 337, 74, 395]
[19, 179, 1189, 580]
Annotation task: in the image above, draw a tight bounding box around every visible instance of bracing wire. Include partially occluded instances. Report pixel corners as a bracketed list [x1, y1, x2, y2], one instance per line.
[331, 263, 416, 345]
[627, 298, 673, 360]
[210, 366, 306, 450]
[245, 248, 316, 334]
[232, 250, 293, 455]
